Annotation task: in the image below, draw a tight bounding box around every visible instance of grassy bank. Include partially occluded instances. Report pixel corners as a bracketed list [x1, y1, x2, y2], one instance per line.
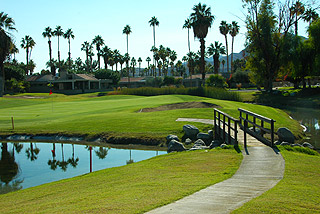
[0, 149, 242, 213]
[233, 147, 320, 213]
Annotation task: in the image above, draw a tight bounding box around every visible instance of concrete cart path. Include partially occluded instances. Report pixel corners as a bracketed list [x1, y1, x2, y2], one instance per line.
[146, 118, 285, 214]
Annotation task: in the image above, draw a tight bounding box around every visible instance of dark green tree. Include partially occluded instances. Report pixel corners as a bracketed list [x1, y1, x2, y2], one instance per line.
[207, 41, 226, 74]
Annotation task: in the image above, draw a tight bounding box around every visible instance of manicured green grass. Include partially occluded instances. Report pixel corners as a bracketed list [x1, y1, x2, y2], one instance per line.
[0, 93, 302, 140]
[233, 148, 320, 213]
[0, 149, 242, 214]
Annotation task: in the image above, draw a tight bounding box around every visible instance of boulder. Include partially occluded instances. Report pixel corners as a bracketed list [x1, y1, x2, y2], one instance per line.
[291, 143, 302, 147]
[185, 138, 192, 145]
[190, 139, 209, 150]
[280, 142, 290, 146]
[194, 139, 206, 147]
[208, 130, 214, 138]
[183, 125, 199, 138]
[302, 142, 314, 149]
[249, 127, 261, 135]
[166, 135, 179, 144]
[277, 127, 295, 143]
[196, 132, 211, 145]
[167, 140, 186, 153]
[209, 140, 222, 149]
[220, 144, 228, 149]
[274, 141, 281, 145]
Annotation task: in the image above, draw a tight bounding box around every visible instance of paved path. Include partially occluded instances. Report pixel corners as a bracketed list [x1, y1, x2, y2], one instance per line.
[146, 118, 285, 214]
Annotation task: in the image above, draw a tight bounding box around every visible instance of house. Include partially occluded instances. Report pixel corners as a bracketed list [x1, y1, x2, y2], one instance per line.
[27, 71, 112, 94]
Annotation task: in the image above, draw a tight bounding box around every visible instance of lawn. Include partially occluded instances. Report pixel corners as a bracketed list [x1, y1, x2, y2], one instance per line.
[233, 148, 320, 213]
[0, 93, 303, 141]
[0, 149, 242, 213]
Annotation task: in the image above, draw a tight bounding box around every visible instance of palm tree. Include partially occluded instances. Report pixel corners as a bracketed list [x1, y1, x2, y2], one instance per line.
[81, 41, 93, 72]
[207, 41, 226, 74]
[42, 27, 54, 74]
[131, 57, 136, 77]
[92, 35, 104, 70]
[190, 3, 215, 86]
[290, 0, 305, 36]
[0, 12, 16, 96]
[302, 8, 319, 26]
[113, 49, 121, 71]
[124, 53, 130, 80]
[64, 28, 75, 68]
[21, 35, 36, 75]
[10, 43, 19, 61]
[146, 56, 151, 76]
[221, 59, 226, 72]
[53, 26, 63, 63]
[219, 21, 231, 72]
[229, 21, 239, 73]
[149, 16, 159, 74]
[183, 18, 192, 53]
[123, 25, 132, 84]
[102, 46, 111, 70]
[138, 57, 142, 76]
[169, 50, 177, 76]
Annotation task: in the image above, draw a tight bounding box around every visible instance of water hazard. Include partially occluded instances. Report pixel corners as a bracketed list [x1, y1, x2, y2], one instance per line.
[0, 142, 166, 194]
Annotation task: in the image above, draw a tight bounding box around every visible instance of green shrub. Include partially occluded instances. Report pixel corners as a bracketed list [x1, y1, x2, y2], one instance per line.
[206, 74, 227, 88]
[95, 69, 120, 85]
[279, 145, 319, 156]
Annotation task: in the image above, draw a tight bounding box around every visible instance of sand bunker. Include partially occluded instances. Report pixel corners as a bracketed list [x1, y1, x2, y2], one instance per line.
[138, 102, 219, 112]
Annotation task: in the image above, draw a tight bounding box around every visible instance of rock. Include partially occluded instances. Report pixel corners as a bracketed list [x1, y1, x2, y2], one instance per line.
[291, 143, 302, 147]
[280, 142, 290, 146]
[196, 132, 211, 145]
[166, 135, 179, 144]
[302, 142, 314, 149]
[249, 127, 261, 135]
[274, 141, 281, 145]
[167, 140, 186, 153]
[209, 140, 222, 149]
[277, 127, 295, 143]
[208, 130, 214, 138]
[183, 124, 199, 138]
[194, 139, 206, 147]
[220, 144, 228, 149]
[185, 138, 192, 145]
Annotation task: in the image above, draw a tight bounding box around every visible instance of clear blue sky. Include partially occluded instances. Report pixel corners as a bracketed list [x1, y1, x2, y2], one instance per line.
[2, 0, 310, 73]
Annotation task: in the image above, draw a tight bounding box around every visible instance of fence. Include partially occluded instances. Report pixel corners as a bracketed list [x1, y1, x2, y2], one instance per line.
[214, 108, 239, 145]
[238, 108, 276, 147]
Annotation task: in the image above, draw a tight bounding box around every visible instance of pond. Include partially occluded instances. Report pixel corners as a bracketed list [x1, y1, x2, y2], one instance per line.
[0, 142, 166, 195]
[286, 107, 320, 150]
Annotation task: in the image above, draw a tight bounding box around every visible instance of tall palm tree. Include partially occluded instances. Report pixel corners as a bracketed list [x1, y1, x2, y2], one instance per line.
[42, 27, 54, 74]
[303, 8, 319, 25]
[64, 28, 75, 68]
[229, 21, 239, 73]
[138, 57, 142, 76]
[146, 56, 151, 76]
[221, 59, 226, 72]
[92, 35, 104, 70]
[169, 50, 177, 76]
[183, 18, 192, 53]
[190, 3, 214, 86]
[102, 46, 111, 70]
[131, 57, 136, 77]
[123, 25, 132, 84]
[290, 0, 305, 36]
[207, 41, 226, 74]
[219, 21, 231, 72]
[113, 49, 121, 71]
[149, 16, 159, 74]
[10, 43, 19, 61]
[119, 54, 125, 76]
[0, 12, 16, 96]
[53, 26, 63, 63]
[21, 35, 36, 75]
[124, 53, 130, 80]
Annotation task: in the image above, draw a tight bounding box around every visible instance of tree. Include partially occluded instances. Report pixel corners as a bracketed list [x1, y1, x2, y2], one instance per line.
[131, 57, 136, 77]
[229, 21, 240, 73]
[42, 27, 54, 75]
[219, 21, 231, 72]
[190, 3, 214, 86]
[175, 60, 185, 77]
[123, 25, 132, 83]
[290, 0, 305, 36]
[81, 41, 93, 73]
[101, 46, 111, 70]
[149, 16, 159, 74]
[92, 35, 104, 70]
[113, 49, 121, 71]
[21, 35, 35, 75]
[303, 8, 319, 25]
[138, 57, 142, 76]
[183, 18, 192, 53]
[244, 0, 298, 91]
[64, 28, 74, 68]
[221, 59, 226, 72]
[146, 56, 151, 76]
[169, 50, 177, 76]
[53, 26, 63, 63]
[207, 41, 226, 74]
[0, 12, 16, 96]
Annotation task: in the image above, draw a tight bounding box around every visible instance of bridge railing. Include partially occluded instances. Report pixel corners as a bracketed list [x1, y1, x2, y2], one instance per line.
[214, 108, 239, 145]
[238, 108, 276, 147]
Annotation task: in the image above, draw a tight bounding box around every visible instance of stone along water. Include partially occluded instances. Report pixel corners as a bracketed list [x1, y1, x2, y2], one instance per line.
[0, 142, 165, 194]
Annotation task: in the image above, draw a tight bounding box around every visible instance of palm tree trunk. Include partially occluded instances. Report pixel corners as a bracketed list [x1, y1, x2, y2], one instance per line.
[188, 29, 190, 53]
[68, 38, 71, 68]
[200, 38, 206, 86]
[231, 36, 234, 73]
[0, 62, 4, 97]
[225, 35, 229, 72]
[58, 36, 60, 63]
[48, 40, 54, 75]
[97, 46, 100, 70]
[26, 48, 29, 75]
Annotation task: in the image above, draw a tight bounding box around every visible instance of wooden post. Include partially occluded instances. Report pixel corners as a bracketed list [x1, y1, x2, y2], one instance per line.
[223, 115, 226, 143]
[228, 118, 231, 145]
[244, 120, 247, 148]
[271, 120, 275, 147]
[235, 121, 238, 145]
[11, 117, 14, 130]
[214, 109, 217, 140]
[89, 146, 92, 173]
[218, 112, 221, 140]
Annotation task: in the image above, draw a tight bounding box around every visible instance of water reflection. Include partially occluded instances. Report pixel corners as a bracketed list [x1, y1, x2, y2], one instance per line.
[0, 142, 165, 194]
[287, 107, 320, 150]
